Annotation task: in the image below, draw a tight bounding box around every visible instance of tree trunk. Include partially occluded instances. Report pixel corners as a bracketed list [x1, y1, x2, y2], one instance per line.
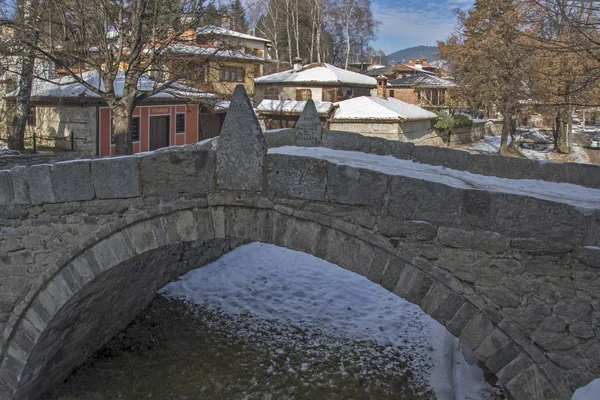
[10, 0, 38, 151]
[499, 104, 511, 155]
[555, 106, 570, 153]
[111, 102, 134, 155]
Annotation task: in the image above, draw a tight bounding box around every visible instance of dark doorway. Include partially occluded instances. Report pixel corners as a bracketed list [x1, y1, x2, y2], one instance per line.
[199, 114, 223, 141]
[149, 116, 170, 150]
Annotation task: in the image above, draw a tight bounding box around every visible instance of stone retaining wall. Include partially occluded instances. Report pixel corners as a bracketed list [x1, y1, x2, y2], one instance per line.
[0, 89, 598, 400]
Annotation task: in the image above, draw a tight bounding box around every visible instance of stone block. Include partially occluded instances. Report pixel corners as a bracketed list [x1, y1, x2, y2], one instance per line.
[141, 149, 215, 197]
[10, 166, 29, 204]
[267, 154, 328, 201]
[393, 264, 434, 305]
[216, 85, 267, 191]
[459, 312, 495, 349]
[322, 130, 365, 152]
[362, 136, 391, 156]
[412, 145, 471, 171]
[495, 354, 533, 387]
[389, 141, 414, 160]
[437, 227, 509, 253]
[377, 218, 437, 241]
[51, 160, 94, 202]
[565, 162, 600, 189]
[510, 237, 573, 254]
[295, 100, 322, 146]
[444, 302, 477, 336]
[264, 128, 295, 148]
[381, 257, 407, 291]
[536, 161, 567, 184]
[493, 192, 588, 245]
[92, 156, 141, 199]
[388, 175, 461, 227]
[487, 155, 537, 180]
[28, 164, 55, 205]
[327, 164, 388, 207]
[576, 246, 600, 268]
[0, 170, 13, 205]
[420, 282, 465, 325]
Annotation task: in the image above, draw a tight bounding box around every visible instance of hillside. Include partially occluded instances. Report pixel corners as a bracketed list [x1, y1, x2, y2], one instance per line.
[387, 46, 438, 64]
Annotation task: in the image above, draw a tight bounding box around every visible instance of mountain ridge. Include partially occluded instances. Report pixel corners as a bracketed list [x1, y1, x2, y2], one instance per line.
[387, 46, 438, 64]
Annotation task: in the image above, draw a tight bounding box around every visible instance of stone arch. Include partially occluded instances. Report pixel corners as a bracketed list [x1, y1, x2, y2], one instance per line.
[0, 204, 553, 400]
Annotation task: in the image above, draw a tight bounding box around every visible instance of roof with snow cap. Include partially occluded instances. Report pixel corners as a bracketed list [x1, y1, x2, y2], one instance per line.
[332, 96, 438, 121]
[255, 63, 377, 87]
[9, 70, 216, 102]
[389, 74, 455, 87]
[257, 100, 334, 116]
[196, 25, 271, 43]
[164, 43, 266, 61]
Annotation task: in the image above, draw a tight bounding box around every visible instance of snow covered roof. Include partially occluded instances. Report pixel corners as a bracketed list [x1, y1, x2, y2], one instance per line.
[12, 70, 216, 102]
[165, 43, 265, 61]
[256, 100, 333, 115]
[389, 74, 455, 87]
[332, 96, 438, 121]
[255, 63, 377, 87]
[197, 25, 271, 43]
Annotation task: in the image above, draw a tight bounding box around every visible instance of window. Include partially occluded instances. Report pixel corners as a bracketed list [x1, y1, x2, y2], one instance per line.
[27, 107, 36, 126]
[389, 90, 395, 98]
[176, 113, 186, 134]
[111, 116, 140, 143]
[264, 88, 279, 100]
[352, 87, 371, 97]
[131, 117, 140, 142]
[296, 89, 312, 101]
[219, 67, 244, 82]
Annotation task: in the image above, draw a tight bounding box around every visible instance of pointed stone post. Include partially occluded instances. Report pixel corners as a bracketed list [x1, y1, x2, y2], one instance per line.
[295, 99, 323, 147]
[216, 85, 267, 191]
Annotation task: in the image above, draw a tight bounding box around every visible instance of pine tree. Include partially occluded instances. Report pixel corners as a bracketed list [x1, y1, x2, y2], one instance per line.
[229, 0, 248, 33]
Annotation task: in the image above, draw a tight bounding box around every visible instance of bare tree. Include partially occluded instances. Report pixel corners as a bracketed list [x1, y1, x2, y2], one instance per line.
[2, 0, 221, 155]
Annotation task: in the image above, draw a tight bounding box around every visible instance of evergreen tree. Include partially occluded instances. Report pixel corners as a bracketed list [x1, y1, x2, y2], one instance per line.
[229, 0, 248, 33]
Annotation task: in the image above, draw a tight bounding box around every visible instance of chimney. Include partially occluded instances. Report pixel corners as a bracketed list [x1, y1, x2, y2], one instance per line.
[422, 58, 427, 64]
[376, 75, 388, 98]
[247, 30, 253, 36]
[293, 57, 303, 73]
[408, 58, 415, 65]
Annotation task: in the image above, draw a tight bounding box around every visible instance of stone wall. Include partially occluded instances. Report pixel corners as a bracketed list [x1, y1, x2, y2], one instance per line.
[27, 106, 97, 155]
[448, 120, 503, 145]
[0, 152, 92, 171]
[0, 88, 599, 400]
[2, 105, 97, 155]
[262, 127, 600, 189]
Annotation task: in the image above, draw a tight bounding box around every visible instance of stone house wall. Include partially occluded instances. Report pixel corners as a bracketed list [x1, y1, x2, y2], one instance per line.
[25, 106, 97, 155]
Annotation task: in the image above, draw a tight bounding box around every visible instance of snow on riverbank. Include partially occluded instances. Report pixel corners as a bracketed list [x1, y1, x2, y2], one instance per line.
[269, 146, 600, 209]
[160, 242, 499, 400]
[460, 134, 590, 164]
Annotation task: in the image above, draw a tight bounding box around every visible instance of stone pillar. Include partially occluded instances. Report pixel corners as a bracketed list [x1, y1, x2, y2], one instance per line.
[295, 99, 323, 147]
[216, 84, 267, 191]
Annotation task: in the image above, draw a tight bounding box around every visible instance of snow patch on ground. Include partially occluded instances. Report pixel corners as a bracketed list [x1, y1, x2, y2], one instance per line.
[269, 146, 600, 210]
[160, 243, 500, 400]
[572, 378, 600, 400]
[460, 134, 590, 164]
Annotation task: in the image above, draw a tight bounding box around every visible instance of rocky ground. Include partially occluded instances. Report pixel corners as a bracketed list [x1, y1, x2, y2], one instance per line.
[42, 297, 429, 400]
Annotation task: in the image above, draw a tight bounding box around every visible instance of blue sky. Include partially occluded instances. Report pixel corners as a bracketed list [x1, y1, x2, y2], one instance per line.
[371, 0, 474, 54]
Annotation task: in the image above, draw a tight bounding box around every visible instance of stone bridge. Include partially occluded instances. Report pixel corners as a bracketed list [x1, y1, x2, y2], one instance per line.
[1, 87, 599, 400]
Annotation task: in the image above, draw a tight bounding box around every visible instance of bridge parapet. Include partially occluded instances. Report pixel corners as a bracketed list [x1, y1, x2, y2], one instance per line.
[0, 86, 599, 400]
